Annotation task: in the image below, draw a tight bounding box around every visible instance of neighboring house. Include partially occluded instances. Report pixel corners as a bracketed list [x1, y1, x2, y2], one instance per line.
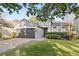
[14, 19, 73, 39]
[75, 19, 79, 35]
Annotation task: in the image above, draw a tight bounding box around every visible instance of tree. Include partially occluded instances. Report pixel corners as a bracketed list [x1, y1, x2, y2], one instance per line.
[29, 15, 40, 23]
[0, 3, 22, 14]
[0, 3, 79, 21]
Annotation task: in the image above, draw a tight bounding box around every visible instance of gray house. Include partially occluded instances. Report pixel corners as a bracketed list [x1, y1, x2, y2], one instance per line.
[14, 19, 45, 39]
[14, 19, 71, 39]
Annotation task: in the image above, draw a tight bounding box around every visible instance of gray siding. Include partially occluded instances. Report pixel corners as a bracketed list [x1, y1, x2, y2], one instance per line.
[75, 19, 79, 35]
[35, 28, 44, 39]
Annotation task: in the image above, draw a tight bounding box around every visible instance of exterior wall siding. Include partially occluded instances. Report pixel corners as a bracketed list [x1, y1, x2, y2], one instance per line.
[75, 19, 79, 35]
[35, 28, 44, 39]
[16, 29, 23, 37]
[38, 21, 51, 27]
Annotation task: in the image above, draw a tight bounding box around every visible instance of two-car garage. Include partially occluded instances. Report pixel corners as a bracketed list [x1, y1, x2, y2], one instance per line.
[16, 28, 35, 38]
[16, 27, 44, 39]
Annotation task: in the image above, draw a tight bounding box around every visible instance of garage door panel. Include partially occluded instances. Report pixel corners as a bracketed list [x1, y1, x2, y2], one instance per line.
[26, 28, 35, 38]
[17, 28, 35, 38]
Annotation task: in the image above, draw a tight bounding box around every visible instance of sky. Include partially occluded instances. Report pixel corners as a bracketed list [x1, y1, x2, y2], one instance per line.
[1, 6, 28, 20]
[0, 4, 75, 22]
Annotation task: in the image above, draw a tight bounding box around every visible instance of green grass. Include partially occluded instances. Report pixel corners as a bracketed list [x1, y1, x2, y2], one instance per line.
[1, 39, 79, 56]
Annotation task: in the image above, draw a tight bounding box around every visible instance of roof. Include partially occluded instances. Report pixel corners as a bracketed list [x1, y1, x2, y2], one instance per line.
[52, 21, 72, 26]
[14, 19, 29, 26]
[14, 19, 72, 29]
[14, 18, 38, 29]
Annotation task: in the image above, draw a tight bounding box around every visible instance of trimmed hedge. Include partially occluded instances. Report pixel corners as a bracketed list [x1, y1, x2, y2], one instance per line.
[46, 32, 67, 36]
[46, 32, 76, 40]
[46, 34, 61, 39]
[46, 32, 67, 39]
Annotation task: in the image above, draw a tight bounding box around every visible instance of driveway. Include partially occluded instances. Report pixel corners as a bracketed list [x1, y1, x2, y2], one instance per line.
[0, 38, 44, 54]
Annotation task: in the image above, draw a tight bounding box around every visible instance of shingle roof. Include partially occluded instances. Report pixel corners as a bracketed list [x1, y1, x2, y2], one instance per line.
[15, 19, 72, 28]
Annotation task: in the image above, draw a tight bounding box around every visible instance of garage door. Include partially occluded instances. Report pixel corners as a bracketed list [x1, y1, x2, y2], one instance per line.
[26, 28, 35, 38]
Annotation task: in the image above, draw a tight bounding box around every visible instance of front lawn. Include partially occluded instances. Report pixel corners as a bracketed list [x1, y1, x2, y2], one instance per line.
[1, 39, 79, 56]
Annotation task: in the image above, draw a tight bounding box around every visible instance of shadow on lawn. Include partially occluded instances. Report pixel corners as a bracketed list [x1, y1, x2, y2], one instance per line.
[0, 42, 73, 56]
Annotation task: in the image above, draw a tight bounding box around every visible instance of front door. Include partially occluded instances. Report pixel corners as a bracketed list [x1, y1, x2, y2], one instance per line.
[43, 28, 48, 37]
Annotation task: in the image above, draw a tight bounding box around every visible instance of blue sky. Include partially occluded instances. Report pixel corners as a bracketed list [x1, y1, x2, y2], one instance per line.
[2, 7, 28, 20]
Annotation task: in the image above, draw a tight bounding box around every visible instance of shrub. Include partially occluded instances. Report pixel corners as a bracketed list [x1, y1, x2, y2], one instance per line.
[62, 32, 76, 40]
[2, 37, 12, 40]
[46, 34, 61, 39]
[12, 32, 16, 38]
[46, 32, 67, 39]
[76, 35, 79, 39]
[0, 33, 2, 38]
[0, 32, 16, 40]
[46, 32, 76, 40]
[62, 34, 72, 40]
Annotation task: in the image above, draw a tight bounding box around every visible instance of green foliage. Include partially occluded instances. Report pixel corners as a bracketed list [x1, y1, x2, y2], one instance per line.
[29, 16, 39, 23]
[12, 32, 16, 38]
[25, 3, 79, 21]
[75, 35, 79, 39]
[46, 32, 67, 39]
[46, 34, 61, 39]
[1, 32, 16, 40]
[46, 32, 76, 40]
[0, 3, 79, 21]
[0, 3, 22, 14]
[46, 32, 67, 35]
[0, 33, 2, 38]
[2, 37, 12, 40]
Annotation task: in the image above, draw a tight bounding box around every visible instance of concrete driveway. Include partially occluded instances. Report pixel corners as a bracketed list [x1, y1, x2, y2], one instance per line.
[0, 38, 44, 54]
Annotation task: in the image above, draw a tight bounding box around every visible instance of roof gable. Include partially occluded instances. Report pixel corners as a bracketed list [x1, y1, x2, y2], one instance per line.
[15, 19, 37, 28]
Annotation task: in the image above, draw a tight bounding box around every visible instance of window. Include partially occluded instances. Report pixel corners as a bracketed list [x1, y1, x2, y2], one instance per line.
[62, 26, 65, 29]
[20, 23, 22, 27]
[53, 26, 57, 29]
